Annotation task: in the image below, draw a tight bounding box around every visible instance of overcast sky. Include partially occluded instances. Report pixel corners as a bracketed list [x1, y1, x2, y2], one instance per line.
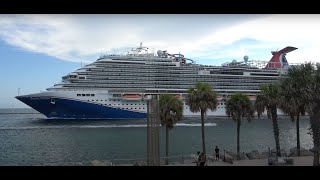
[1, 14, 319, 108]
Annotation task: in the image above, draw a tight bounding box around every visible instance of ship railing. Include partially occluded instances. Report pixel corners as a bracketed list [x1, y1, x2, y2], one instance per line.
[99, 53, 157, 58]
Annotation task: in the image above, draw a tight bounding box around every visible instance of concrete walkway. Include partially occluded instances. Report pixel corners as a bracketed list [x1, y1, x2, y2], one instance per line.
[168, 156, 314, 166]
[90, 155, 315, 166]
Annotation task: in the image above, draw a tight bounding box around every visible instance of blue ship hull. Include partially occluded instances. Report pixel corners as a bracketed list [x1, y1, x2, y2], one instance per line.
[16, 96, 147, 119]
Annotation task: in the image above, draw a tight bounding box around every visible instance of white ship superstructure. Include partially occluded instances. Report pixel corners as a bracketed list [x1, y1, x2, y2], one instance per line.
[16, 43, 298, 119]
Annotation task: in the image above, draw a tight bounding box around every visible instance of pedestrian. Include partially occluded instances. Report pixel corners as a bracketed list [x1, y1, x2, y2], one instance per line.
[199, 152, 206, 166]
[215, 146, 220, 160]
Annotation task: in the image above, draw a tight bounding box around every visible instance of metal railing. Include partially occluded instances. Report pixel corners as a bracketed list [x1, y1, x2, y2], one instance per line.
[27, 154, 197, 166]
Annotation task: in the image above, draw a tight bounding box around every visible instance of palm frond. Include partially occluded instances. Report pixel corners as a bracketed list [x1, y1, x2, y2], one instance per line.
[254, 83, 281, 118]
[186, 81, 218, 113]
[226, 93, 254, 122]
[159, 94, 184, 129]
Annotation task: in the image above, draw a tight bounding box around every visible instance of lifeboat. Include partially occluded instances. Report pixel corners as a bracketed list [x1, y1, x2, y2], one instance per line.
[122, 94, 142, 101]
[248, 95, 256, 100]
[216, 96, 223, 101]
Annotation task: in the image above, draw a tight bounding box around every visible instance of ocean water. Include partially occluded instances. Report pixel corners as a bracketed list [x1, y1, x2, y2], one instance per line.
[0, 108, 313, 165]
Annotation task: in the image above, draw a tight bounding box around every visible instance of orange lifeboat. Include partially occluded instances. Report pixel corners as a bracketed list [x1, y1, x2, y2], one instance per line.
[216, 96, 223, 101]
[248, 95, 256, 100]
[122, 94, 142, 101]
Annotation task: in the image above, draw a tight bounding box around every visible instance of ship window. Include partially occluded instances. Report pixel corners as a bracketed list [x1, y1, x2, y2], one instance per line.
[82, 94, 85, 96]
[77, 94, 81, 96]
[86, 94, 90, 96]
[91, 94, 95, 96]
[96, 100, 99, 101]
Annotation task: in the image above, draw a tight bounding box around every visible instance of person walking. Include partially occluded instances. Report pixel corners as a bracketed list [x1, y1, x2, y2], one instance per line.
[215, 146, 220, 160]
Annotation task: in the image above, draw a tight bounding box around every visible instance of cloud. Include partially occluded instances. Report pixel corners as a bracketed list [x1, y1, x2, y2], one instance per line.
[175, 15, 320, 63]
[0, 14, 320, 65]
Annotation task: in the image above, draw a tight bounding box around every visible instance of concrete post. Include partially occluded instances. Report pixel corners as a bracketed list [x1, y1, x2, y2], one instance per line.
[147, 95, 160, 166]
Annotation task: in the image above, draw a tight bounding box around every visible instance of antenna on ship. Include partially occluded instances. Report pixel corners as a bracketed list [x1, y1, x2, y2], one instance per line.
[18, 88, 20, 96]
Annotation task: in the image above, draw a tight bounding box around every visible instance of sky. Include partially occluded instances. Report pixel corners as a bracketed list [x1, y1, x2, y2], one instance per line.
[1, 14, 320, 108]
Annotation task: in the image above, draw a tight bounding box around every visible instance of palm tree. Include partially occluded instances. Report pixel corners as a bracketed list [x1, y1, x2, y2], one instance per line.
[255, 83, 282, 157]
[226, 93, 254, 159]
[279, 65, 309, 156]
[186, 81, 218, 155]
[159, 94, 183, 165]
[307, 104, 320, 166]
[301, 62, 320, 166]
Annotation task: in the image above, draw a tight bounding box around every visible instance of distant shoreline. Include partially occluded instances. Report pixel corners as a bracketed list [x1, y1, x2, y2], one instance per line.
[0, 108, 40, 115]
[0, 112, 40, 114]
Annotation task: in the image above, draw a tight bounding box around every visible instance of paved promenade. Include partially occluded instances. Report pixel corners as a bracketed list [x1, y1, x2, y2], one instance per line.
[168, 156, 314, 166]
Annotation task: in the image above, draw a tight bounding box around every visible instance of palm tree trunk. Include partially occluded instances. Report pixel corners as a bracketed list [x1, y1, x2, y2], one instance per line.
[271, 107, 281, 157]
[201, 110, 206, 155]
[165, 126, 169, 165]
[296, 114, 300, 156]
[237, 118, 240, 160]
[317, 133, 320, 166]
[310, 108, 320, 166]
[316, 118, 320, 166]
[314, 150, 319, 166]
[312, 131, 319, 166]
[312, 122, 320, 166]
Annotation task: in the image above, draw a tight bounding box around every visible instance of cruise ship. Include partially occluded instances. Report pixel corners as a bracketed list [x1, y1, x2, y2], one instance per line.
[16, 43, 298, 119]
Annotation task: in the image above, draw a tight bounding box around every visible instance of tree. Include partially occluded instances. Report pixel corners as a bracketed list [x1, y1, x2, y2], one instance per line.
[255, 83, 282, 157]
[159, 94, 183, 165]
[279, 65, 309, 156]
[301, 63, 320, 166]
[186, 81, 218, 155]
[225, 93, 254, 159]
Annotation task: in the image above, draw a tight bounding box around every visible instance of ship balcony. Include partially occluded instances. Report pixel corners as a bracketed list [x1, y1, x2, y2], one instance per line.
[110, 94, 122, 100]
